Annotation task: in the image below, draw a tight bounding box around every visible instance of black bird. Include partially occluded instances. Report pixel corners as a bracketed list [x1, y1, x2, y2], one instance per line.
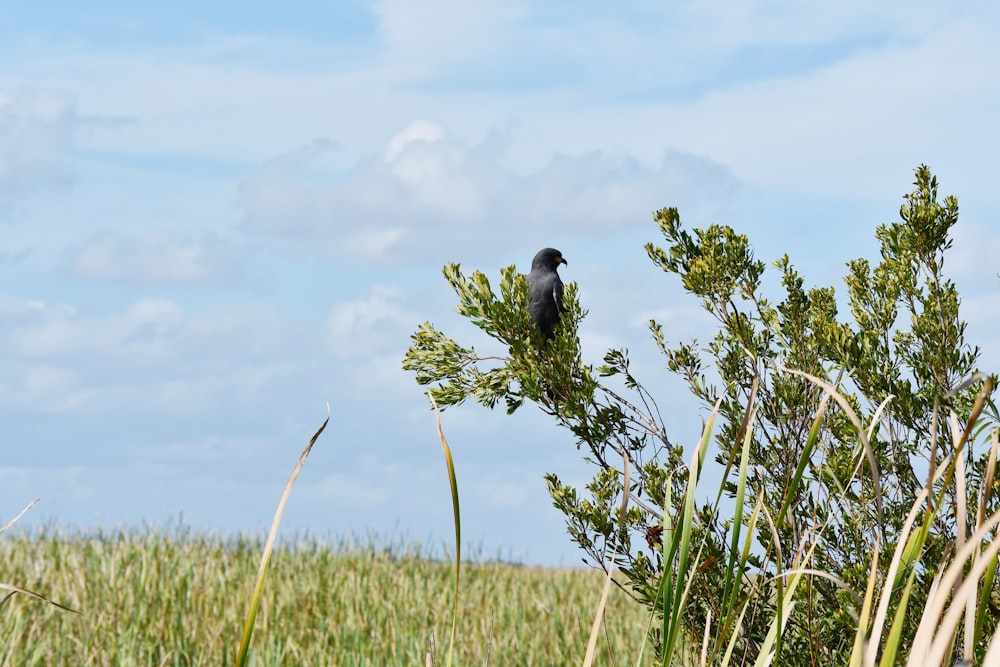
[527, 247, 567, 339]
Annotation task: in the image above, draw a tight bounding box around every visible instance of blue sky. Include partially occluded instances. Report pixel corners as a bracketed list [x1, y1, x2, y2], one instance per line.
[1, 1, 998, 565]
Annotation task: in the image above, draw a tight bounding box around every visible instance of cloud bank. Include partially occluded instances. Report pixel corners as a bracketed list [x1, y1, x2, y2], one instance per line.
[240, 121, 737, 265]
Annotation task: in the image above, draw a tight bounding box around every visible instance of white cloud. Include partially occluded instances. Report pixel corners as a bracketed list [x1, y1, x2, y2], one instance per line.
[0, 359, 94, 413]
[0, 86, 127, 212]
[652, 1, 952, 55]
[0, 295, 309, 413]
[327, 285, 417, 359]
[240, 122, 736, 265]
[21, 364, 76, 395]
[67, 230, 249, 285]
[7, 297, 184, 360]
[0, 87, 78, 202]
[384, 119, 446, 163]
[1, 5, 993, 210]
[324, 285, 428, 399]
[373, 0, 527, 68]
[600, 18, 1000, 198]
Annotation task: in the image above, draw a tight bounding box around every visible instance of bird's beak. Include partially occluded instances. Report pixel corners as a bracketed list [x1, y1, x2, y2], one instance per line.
[558, 256, 567, 265]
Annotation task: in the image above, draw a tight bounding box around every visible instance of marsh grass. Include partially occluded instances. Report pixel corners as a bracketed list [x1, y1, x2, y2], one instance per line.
[0, 530, 653, 665]
[0, 499, 79, 625]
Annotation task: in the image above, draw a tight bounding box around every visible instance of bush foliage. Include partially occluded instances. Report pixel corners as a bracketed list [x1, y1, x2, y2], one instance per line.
[404, 165, 1000, 664]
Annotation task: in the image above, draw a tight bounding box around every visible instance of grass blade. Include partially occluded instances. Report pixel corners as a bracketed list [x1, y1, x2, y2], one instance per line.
[779, 366, 884, 536]
[1, 499, 40, 532]
[661, 400, 719, 663]
[0, 583, 79, 614]
[428, 392, 461, 667]
[584, 443, 631, 667]
[583, 565, 615, 667]
[849, 545, 879, 667]
[721, 400, 756, 626]
[234, 409, 330, 667]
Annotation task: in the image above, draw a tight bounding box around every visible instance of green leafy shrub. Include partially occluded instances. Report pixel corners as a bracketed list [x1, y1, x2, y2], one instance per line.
[403, 166, 999, 664]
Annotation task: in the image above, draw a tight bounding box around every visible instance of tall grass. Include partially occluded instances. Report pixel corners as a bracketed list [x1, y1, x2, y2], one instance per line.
[1, 405, 651, 666]
[0, 530, 653, 665]
[0, 499, 78, 619]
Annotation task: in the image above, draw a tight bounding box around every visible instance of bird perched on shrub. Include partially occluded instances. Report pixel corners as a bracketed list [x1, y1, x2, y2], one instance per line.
[527, 247, 567, 340]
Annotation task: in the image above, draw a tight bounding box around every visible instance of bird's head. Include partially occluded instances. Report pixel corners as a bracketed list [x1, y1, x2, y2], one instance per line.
[531, 247, 567, 271]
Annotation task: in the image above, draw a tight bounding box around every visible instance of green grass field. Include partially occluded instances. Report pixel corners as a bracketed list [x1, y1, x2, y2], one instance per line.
[1, 530, 654, 666]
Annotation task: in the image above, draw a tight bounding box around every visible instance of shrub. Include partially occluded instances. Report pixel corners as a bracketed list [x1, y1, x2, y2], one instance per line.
[403, 166, 999, 664]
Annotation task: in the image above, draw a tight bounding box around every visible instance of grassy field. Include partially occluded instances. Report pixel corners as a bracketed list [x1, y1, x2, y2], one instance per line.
[0, 529, 655, 666]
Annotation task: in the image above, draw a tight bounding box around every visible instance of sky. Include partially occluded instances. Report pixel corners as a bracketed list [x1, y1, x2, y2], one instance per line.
[1, 1, 998, 566]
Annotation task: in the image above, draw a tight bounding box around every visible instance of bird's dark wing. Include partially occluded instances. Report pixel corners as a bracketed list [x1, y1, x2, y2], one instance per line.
[527, 270, 560, 339]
